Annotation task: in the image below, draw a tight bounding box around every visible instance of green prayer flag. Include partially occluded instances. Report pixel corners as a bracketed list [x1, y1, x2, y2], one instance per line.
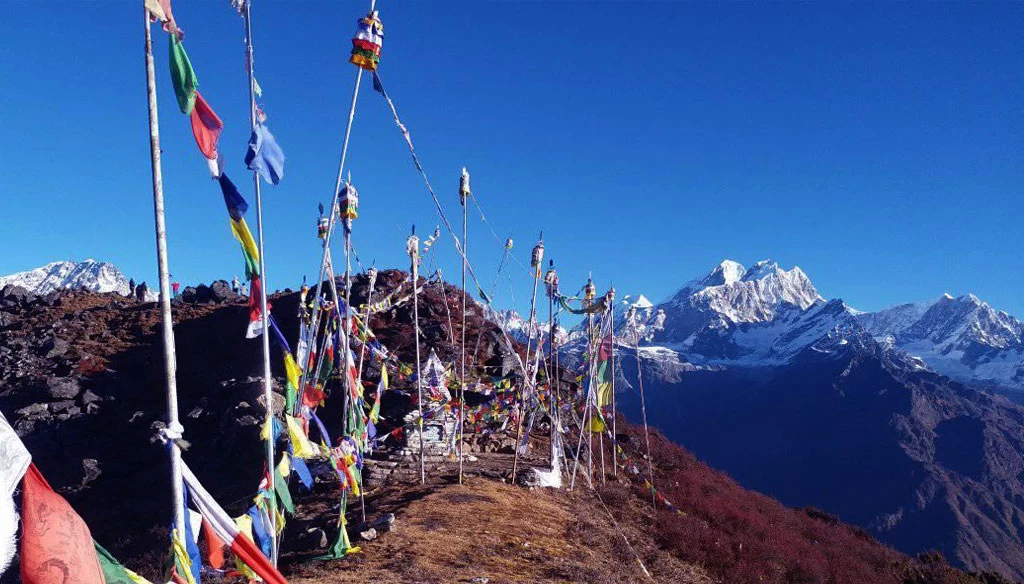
[96, 542, 151, 584]
[169, 34, 198, 115]
[274, 471, 295, 515]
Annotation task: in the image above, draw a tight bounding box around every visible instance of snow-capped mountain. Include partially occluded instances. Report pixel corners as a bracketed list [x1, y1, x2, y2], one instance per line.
[859, 294, 1024, 391]
[0, 260, 131, 296]
[658, 260, 823, 344]
[484, 307, 569, 345]
[649, 260, 845, 366]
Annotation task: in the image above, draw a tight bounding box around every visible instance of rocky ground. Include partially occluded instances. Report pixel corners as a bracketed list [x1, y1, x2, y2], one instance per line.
[0, 279, 1014, 583]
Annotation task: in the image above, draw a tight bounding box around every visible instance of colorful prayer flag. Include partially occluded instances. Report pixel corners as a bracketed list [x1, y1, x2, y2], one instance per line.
[189, 91, 223, 160]
[180, 463, 288, 584]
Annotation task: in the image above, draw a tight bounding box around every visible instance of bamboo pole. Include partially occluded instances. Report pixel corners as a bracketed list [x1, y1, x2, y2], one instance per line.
[143, 3, 186, 546]
[242, 0, 277, 563]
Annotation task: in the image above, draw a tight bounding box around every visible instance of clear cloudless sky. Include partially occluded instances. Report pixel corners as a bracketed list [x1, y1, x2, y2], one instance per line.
[0, 1, 1022, 319]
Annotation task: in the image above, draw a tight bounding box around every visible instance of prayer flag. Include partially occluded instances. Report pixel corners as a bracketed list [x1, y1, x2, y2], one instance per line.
[95, 542, 154, 584]
[247, 276, 265, 339]
[169, 34, 198, 115]
[218, 173, 248, 221]
[190, 91, 223, 160]
[20, 464, 105, 584]
[0, 411, 29, 575]
[181, 463, 288, 584]
[244, 123, 285, 186]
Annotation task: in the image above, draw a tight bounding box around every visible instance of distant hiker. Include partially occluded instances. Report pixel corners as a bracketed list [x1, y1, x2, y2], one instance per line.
[172, 281, 180, 298]
[135, 282, 149, 302]
[128, 278, 136, 297]
[232, 276, 240, 295]
[241, 283, 249, 298]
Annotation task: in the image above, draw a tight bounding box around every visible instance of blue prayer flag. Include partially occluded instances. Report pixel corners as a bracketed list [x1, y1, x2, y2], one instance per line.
[245, 122, 285, 186]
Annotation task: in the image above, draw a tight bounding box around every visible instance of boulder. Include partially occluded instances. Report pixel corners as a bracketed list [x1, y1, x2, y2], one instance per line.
[194, 284, 214, 303]
[180, 286, 198, 303]
[81, 459, 102, 486]
[210, 280, 236, 303]
[46, 377, 81, 400]
[80, 389, 102, 406]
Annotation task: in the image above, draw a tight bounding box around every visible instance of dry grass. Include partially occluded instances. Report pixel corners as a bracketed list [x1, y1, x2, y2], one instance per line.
[284, 477, 712, 584]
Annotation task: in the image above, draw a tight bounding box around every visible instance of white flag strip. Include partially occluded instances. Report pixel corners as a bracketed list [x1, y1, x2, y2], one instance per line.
[0, 411, 30, 496]
[0, 410, 29, 577]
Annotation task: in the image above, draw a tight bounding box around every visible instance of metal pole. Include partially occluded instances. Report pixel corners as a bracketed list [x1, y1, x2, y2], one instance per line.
[458, 170, 469, 484]
[408, 231, 425, 484]
[144, 4, 186, 546]
[242, 1, 277, 563]
[586, 311, 595, 484]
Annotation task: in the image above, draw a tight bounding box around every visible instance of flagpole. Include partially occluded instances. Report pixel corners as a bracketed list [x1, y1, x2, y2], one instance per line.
[512, 235, 544, 482]
[458, 169, 469, 485]
[610, 292, 617, 479]
[243, 0, 277, 564]
[408, 229, 425, 484]
[144, 3, 186, 545]
[299, 0, 374, 403]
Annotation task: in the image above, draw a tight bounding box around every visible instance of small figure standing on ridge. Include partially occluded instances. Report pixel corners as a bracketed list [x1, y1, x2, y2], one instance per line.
[232, 275, 240, 295]
[128, 278, 136, 298]
[171, 280, 180, 298]
[240, 283, 248, 298]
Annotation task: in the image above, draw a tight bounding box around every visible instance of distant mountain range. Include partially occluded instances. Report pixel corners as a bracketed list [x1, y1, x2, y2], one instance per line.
[551, 259, 1024, 579]
[0, 260, 162, 302]
[0, 260, 130, 296]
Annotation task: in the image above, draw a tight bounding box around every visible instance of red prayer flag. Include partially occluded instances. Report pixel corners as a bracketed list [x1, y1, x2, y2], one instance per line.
[190, 91, 224, 160]
[20, 464, 105, 584]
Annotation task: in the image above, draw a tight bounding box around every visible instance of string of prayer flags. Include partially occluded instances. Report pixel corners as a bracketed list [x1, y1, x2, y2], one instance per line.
[180, 462, 288, 584]
[244, 122, 285, 186]
[349, 11, 384, 71]
[190, 91, 223, 160]
[169, 34, 198, 115]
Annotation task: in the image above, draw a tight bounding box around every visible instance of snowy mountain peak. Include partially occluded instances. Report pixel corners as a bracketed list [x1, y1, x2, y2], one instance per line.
[702, 259, 746, 287]
[656, 260, 825, 346]
[741, 259, 781, 281]
[0, 260, 131, 296]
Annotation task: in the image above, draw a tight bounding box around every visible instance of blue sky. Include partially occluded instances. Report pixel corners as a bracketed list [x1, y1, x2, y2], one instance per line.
[1, 1, 1022, 318]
